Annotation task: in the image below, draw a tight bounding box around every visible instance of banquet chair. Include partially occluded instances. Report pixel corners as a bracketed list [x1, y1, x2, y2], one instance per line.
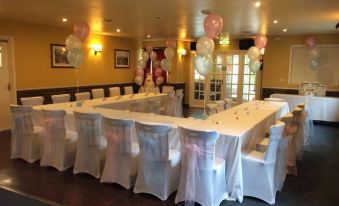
[175, 89, 184, 117]
[215, 100, 225, 113]
[241, 121, 285, 205]
[264, 97, 285, 102]
[206, 103, 217, 116]
[91, 88, 105, 99]
[162, 86, 174, 94]
[165, 90, 176, 116]
[100, 117, 139, 189]
[124, 86, 133, 95]
[297, 100, 313, 150]
[148, 98, 162, 114]
[134, 121, 180, 200]
[51, 94, 71, 104]
[73, 111, 107, 178]
[224, 98, 233, 110]
[175, 127, 227, 206]
[130, 100, 146, 113]
[10, 105, 43, 163]
[109, 87, 121, 97]
[40, 109, 77, 171]
[21, 96, 44, 106]
[75, 92, 91, 101]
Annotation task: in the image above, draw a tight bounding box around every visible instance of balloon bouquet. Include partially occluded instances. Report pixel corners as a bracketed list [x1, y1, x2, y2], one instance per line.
[305, 36, 319, 71]
[162, 39, 176, 82]
[194, 13, 223, 119]
[247, 35, 267, 73]
[65, 21, 90, 106]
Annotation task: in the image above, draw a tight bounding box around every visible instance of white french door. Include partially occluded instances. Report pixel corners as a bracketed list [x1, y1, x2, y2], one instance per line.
[189, 50, 260, 107]
[0, 41, 12, 131]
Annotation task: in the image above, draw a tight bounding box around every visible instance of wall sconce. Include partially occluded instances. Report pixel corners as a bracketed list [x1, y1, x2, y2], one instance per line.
[178, 48, 187, 57]
[91, 44, 103, 55]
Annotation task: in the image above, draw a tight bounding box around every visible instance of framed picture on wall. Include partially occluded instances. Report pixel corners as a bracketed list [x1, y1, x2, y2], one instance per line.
[114, 49, 130, 68]
[50, 44, 73, 68]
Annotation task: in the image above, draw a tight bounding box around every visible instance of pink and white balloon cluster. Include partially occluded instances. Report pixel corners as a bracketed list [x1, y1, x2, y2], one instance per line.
[65, 21, 90, 68]
[135, 46, 158, 85]
[305, 36, 319, 71]
[157, 39, 177, 85]
[247, 35, 267, 73]
[195, 14, 223, 77]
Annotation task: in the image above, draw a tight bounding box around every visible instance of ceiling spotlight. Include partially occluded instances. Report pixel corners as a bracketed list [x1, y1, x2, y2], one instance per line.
[147, 34, 151, 38]
[273, 20, 278, 24]
[116, 28, 121, 32]
[254, 1, 261, 8]
[283, 29, 287, 32]
[62, 18, 68, 22]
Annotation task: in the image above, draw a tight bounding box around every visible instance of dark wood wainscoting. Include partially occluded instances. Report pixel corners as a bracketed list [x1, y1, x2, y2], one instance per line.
[262, 87, 339, 99]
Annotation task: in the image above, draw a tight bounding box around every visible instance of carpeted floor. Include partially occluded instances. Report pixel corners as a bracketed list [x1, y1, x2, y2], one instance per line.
[0, 113, 338, 205]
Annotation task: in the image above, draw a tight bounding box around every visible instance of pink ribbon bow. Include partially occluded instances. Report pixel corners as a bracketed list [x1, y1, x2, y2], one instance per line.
[106, 131, 121, 143]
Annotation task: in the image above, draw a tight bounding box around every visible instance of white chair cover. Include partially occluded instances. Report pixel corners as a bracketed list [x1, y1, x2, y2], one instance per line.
[109, 87, 121, 97]
[100, 117, 139, 189]
[297, 100, 314, 150]
[175, 90, 184, 117]
[224, 98, 233, 110]
[40, 109, 77, 171]
[242, 121, 285, 205]
[175, 127, 227, 206]
[75, 92, 91, 101]
[215, 100, 225, 113]
[21, 96, 44, 106]
[51, 94, 70, 104]
[264, 97, 285, 102]
[124, 86, 133, 95]
[206, 103, 217, 116]
[134, 121, 180, 200]
[73, 111, 107, 178]
[10, 105, 43, 163]
[91, 88, 105, 99]
[165, 90, 176, 117]
[162, 86, 174, 94]
[130, 100, 147, 113]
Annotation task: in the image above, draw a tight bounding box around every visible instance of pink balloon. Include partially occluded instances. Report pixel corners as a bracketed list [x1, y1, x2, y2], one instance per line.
[136, 68, 144, 77]
[255, 35, 267, 50]
[74, 21, 90, 42]
[165, 39, 177, 48]
[305, 36, 316, 49]
[203, 13, 223, 39]
[156, 76, 164, 85]
[146, 46, 153, 54]
[154, 68, 163, 77]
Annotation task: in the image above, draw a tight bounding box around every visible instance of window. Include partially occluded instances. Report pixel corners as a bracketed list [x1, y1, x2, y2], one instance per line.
[194, 68, 205, 100]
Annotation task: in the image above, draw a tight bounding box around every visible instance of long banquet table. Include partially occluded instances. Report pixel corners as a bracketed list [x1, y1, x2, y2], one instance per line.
[32, 94, 289, 202]
[270, 93, 339, 122]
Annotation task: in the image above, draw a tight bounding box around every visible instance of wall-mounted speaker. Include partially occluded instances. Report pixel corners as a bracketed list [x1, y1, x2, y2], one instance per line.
[190, 42, 197, 51]
[239, 39, 255, 50]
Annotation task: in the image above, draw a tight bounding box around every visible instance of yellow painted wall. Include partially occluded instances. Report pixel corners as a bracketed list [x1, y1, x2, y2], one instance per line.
[0, 20, 139, 90]
[263, 33, 339, 90]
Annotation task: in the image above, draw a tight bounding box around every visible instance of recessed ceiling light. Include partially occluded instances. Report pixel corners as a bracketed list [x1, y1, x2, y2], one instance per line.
[254, 1, 261, 8]
[283, 29, 287, 32]
[116, 28, 121, 32]
[147, 34, 151, 38]
[273, 20, 278, 24]
[62, 18, 68, 22]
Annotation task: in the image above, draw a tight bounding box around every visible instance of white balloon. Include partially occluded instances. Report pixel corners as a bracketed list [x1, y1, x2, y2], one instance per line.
[137, 59, 146, 69]
[150, 51, 157, 61]
[249, 60, 261, 73]
[164, 47, 175, 59]
[141, 51, 149, 61]
[135, 76, 143, 86]
[194, 54, 213, 76]
[247, 46, 260, 61]
[156, 76, 164, 85]
[309, 48, 319, 60]
[161, 59, 171, 71]
[309, 59, 319, 71]
[66, 35, 82, 51]
[67, 48, 84, 68]
[152, 60, 161, 69]
[196, 36, 215, 55]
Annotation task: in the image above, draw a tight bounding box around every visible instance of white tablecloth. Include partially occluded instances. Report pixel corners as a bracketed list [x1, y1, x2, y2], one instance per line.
[270, 93, 339, 122]
[32, 98, 289, 202]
